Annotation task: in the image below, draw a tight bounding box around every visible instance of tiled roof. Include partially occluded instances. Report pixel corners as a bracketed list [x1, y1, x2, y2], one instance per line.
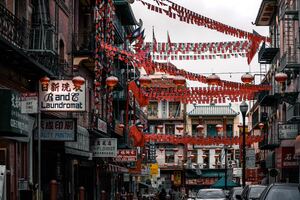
[188, 105, 238, 116]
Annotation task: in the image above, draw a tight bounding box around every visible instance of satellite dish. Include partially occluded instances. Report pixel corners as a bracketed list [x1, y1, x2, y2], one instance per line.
[127, 0, 135, 4]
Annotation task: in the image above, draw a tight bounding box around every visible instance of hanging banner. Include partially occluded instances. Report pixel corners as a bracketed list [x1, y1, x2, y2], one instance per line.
[39, 79, 86, 111]
[92, 138, 117, 157]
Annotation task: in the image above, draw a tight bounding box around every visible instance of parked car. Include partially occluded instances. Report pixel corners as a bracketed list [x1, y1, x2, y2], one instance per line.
[196, 188, 226, 200]
[228, 187, 243, 200]
[237, 185, 266, 200]
[258, 183, 300, 200]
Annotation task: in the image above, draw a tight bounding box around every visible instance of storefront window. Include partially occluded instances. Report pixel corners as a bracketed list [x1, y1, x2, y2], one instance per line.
[165, 150, 175, 163]
[165, 124, 175, 134]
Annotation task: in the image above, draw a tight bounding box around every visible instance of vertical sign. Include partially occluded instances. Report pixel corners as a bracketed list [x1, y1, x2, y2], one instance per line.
[148, 141, 156, 163]
[246, 148, 256, 168]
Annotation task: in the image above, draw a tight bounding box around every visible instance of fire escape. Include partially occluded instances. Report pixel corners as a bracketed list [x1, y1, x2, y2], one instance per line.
[27, 0, 60, 77]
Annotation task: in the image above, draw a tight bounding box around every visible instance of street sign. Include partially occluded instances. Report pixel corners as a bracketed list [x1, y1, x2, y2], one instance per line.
[21, 92, 38, 114]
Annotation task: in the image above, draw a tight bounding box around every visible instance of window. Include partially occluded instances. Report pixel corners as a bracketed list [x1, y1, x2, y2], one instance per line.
[169, 102, 180, 118]
[165, 124, 175, 134]
[226, 124, 233, 137]
[190, 150, 197, 163]
[191, 124, 198, 136]
[165, 150, 174, 163]
[0, 149, 6, 165]
[203, 150, 209, 168]
[207, 124, 217, 137]
[148, 102, 158, 117]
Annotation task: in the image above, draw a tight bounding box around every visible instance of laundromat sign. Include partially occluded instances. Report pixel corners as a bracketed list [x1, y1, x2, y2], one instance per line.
[39, 77, 86, 111]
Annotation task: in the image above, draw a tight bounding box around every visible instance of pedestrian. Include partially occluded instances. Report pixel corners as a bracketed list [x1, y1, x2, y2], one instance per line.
[120, 186, 127, 200]
[158, 188, 167, 200]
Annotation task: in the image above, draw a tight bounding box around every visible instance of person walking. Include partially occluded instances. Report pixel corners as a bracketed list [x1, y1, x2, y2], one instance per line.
[158, 188, 167, 200]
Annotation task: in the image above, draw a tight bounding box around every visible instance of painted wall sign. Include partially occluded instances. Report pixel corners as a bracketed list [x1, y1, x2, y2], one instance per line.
[39, 80, 86, 111]
[0, 89, 35, 136]
[92, 138, 117, 157]
[35, 118, 76, 141]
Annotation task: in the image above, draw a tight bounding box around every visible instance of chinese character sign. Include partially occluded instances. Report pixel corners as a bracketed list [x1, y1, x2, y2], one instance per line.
[92, 138, 117, 157]
[113, 149, 137, 162]
[39, 80, 86, 111]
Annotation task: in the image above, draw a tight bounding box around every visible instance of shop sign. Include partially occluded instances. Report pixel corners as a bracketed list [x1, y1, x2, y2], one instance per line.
[295, 135, 300, 157]
[21, 92, 38, 114]
[150, 163, 159, 175]
[233, 168, 242, 177]
[39, 80, 86, 111]
[113, 149, 137, 162]
[185, 178, 218, 185]
[92, 138, 117, 157]
[173, 171, 181, 186]
[278, 124, 298, 140]
[97, 118, 107, 134]
[246, 148, 255, 168]
[65, 126, 89, 151]
[276, 147, 297, 168]
[36, 118, 76, 141]
[0, 89, 35, 136]
[141, 164, 150, 176]
[148, 141, 156, 163]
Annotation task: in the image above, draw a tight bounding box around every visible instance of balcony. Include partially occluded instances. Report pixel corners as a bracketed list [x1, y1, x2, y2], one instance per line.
[257, 91, 277, 107]
[279, 51, 300, 71]
[279, 0, 299, 20]
[258, 42, 279, 64]
[0, 4, 27, 48]
[73, 32, 95, 56]
[287, 103, 300, 122]
[259, 138, 279, 150]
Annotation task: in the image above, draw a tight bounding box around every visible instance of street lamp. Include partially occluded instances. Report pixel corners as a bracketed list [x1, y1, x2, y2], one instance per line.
[240, 101, 248, 188]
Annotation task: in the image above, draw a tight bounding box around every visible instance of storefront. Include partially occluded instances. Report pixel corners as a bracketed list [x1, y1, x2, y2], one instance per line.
[295, 135, 300, 183]
[0, 89, 35, 199]
[275, 140, 298, 183]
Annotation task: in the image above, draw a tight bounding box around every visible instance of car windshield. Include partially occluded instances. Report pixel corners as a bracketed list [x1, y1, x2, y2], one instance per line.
[249, 186, 266, 198]
[197, 190, 225, 199]
[265, 186, 300, 200]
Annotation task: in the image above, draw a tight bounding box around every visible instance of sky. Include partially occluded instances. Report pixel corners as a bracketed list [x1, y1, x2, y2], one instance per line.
[131, 0, 269, 112]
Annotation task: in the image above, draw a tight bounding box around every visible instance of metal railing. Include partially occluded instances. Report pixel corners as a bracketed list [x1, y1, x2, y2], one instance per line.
[0, 3, 28, 48]
[73, 32, 95, 54]
[279, 51, 300, 71]
[287, 103, 300, 122]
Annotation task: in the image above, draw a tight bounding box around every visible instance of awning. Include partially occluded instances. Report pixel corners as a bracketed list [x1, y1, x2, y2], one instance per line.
[107, 164, 128, 173]
[211, 177, 240, 188]
[185, 169, 225, 178]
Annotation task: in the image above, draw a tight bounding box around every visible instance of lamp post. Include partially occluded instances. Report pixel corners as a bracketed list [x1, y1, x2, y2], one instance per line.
[240, 101, 248, 188]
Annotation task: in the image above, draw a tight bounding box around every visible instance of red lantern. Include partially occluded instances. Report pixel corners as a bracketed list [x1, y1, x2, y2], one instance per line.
[275, 72, 288, 83]
[40, 76, 50, 91]
[241, 73, 254, 84]
[159, 148, 164, 152]
[176, 125, 184, 133]
[137, 124, 143, 131]
[72, 76, 85, 91]
[207, 73, 220, 85]
[258, 122, 264, 130]
[216, 124, 223, 133]
[139, 75, 152, 88]
[177, 154, 183, 159]
[119, 124, 125, 129]
[196, 124, 204, 133]
[173, 76, 186, 86]
[156, 125, 164, 132]
[106, 76, 118, 88]
[173, 148, 179, 152]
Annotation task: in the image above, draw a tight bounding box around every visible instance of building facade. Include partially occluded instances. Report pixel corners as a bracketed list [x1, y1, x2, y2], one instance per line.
[253, 0, 300, 183]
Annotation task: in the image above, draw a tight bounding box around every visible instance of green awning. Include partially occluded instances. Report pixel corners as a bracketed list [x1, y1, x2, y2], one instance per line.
[185, 169, 225, 178]
[211, 177, 240, 188]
